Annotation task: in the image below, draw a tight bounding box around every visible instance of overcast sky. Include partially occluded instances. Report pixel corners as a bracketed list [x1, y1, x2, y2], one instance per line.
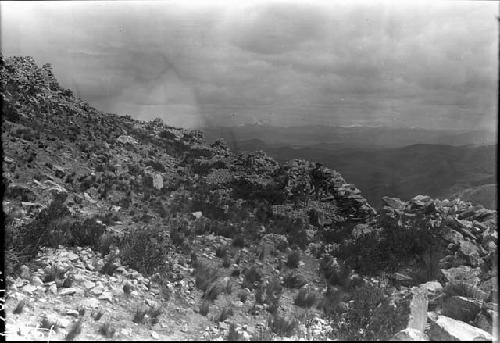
[2, 0, 498, 130]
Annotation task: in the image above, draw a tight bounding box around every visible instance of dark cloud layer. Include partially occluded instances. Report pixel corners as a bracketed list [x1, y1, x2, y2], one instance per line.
[2, 0, 497, 130]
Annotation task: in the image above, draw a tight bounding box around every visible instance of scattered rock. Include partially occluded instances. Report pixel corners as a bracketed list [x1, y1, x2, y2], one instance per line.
[19, 265, 31, 280]
[442, 296, 481, 323]
[59, 288, 79, 296]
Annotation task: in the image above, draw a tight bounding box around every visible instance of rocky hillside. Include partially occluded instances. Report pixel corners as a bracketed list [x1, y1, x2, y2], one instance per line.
[2, 56, 498, 341]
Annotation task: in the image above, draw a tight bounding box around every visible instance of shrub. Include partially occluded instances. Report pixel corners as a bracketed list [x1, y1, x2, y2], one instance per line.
[226, 323, 243, 341]
[92, 310, 104, 321]
[133, 308, 147, 324]
[69, 218, 106, 247]
[258, 246, 266, 260]
[98, 322, 116, 338]
[13, 299, 26, 314]
[239, 291, 248, 303]
[255, 278, 282, 314]
[286, 251, 300, 268]
[338, 215, 438, 277]
[40, 316, 59, 333]
[232, 235, 246, 248]
[333, 283, 410, 341]
[269, 314, 298, 337]
[43, 265, 65, 283]
[320, 256, 351, 288]
[65, 319, 82, 341]
[120, 226, 169, 275]
[62, 276, 74, 288]
[170, 229, 185, 247]
[100, 258, 117, 276]
[199, 301, 210, 316]
[215, 245, 229, 258]
[204, 283, 223, 302]
[225, 281, 233, 295]
[318, 288, 345, 316]
[222, 255, 231, 268]
[123, 283, 132, 296]
[16, 199, 106, 255]
[250, 327, 274, 341]
[147, 306, 163, 325]
[190, 252, 199, 269]
[217, 307, 234, 322]
[295, 289, 318, 308]
[195, 264, 218, 292]
[242, 267, 263, 290]
[160, 281, 172, 301]
[283, 273, 306, 289]
[255, 285, 265, 304]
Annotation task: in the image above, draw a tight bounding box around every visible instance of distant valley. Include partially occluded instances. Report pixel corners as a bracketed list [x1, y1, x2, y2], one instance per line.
[203, 126, 497, 209]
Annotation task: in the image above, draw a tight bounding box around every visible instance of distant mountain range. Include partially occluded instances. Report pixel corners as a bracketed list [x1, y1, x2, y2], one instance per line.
[202, 126, 497, 209]
[203, 125, 497, 149]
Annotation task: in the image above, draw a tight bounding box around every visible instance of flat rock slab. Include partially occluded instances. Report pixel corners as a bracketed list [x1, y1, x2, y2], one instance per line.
[428, 313, 493, 341]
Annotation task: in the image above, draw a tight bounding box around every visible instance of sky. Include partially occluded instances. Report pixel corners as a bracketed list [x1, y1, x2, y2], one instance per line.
[1, 0, 498, 130]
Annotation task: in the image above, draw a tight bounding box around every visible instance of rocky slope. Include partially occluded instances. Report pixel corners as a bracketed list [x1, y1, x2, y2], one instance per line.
[2, 56, 498, 341]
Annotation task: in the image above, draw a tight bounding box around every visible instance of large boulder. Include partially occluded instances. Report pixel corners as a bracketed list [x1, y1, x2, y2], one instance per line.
[152, 173, 163, 190]
[117, 135, 138, 145]
[407, 286, 429, 333]
[427, 313, 493, 341]
[442, 296, 481, 323]
[458, 240, 482, 267]
[440, 266, 481, 287]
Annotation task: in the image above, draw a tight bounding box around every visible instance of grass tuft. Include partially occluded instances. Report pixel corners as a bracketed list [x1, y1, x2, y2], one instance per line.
[98, 322, 116, 338]
[65, 319, 83, 341]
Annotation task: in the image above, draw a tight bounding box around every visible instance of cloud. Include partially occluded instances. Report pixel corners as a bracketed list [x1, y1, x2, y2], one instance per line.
[1, 0, 497, 130]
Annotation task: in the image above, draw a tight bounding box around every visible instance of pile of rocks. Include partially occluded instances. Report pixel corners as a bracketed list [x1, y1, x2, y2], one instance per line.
[381, 195, 498, 340]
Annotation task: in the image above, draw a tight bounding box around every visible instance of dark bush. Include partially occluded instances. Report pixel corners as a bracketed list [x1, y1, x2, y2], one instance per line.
[222, 255, 231, 268]
[199, 301, 210, 316]
[338, 215, 438, 278]
[217, 307, 234, 322]
[283, 273, 306, 289]
[318, 288, 345, 316]
[332, 283, 410, 341]
[242, 267, 263, 290]
[65, 319, 83, 341]
[286, 251, 300, 268]
[232, 235, 246, 248]
[40, 316, 59, 333]
[120, 226, 169, 275]
[145, 160, 166, 172]
[268, 314, 298, 337]
[204, 283, 223, 302]
[98, 322, 116, 338]
[194, 264, 218, 292]
[147, 306, 163, 325]
[92, 310, 104, 321]
[170, 229, 185, 247]
[216, 245, 229, 259]
[133, 308, 147, 324]
[13, 299, 26, 314]
[225, 323, 243, 341]
[321, 257, 351, 288]
[239, 291, 248, 303]
[295, 289, 318, 308]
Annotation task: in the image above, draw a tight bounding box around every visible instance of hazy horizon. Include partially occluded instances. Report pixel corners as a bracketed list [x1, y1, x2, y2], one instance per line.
[2, 0, 498, 130]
